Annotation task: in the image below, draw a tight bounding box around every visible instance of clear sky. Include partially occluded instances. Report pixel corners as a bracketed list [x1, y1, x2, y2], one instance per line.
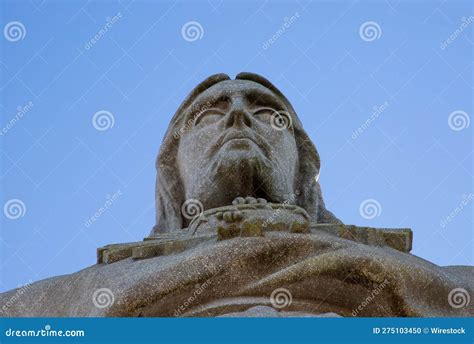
[0, 0, 472, 292]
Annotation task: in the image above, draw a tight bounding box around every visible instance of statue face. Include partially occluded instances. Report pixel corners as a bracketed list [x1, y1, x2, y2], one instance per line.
[177, 80, 298, 211]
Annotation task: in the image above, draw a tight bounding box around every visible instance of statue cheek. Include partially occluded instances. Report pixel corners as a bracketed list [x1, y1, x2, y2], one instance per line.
[177, 135, 199, 164]
[179, 129, 216, 158]
[267, 130, 295, 148]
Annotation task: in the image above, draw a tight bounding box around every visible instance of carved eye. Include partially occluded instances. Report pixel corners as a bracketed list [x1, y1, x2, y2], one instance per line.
[253, 108, 277, 123]
[194, 109, 225, 126]
[254, 108, 293, 131]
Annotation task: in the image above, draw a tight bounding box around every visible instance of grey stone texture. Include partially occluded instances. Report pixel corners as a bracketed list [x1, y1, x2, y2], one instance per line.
[0, 73, 472, 317]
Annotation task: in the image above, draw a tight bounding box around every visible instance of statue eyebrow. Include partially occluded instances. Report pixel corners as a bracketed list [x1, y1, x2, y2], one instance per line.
[245, 91, 286, 110]
[183, 95, 229, 122]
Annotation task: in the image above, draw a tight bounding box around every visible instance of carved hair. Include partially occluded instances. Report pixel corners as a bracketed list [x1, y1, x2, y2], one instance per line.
[150, 73, 340, 235]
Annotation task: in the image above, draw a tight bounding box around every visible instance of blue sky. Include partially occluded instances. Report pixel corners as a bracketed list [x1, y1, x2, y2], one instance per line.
[0, 0, 472, 292]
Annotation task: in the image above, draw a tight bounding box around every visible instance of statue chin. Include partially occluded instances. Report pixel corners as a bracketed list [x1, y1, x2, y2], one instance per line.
[223, 147, 272, 174]
[190, 149, 275, 207]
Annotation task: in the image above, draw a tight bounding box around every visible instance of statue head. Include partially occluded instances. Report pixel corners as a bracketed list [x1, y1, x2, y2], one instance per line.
[151, 72, 340, 235]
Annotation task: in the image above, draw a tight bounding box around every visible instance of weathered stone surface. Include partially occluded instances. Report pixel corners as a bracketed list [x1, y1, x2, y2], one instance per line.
[97, 222, 412, 265]
[97, 234, 215, 263]
[312, 224, 412, 253]
[96, 202, 412, 264]
[150, 73, 341, 236]
[132, 235, 213, 260]
[218, 306, 341, 317]
[0, 73, 471, 318]
[191, 197, 309, 239]
[1, 230, 472, 317]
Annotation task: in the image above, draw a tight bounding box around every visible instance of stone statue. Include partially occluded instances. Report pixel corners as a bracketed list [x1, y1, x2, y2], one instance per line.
[1, 73, 472, 317]
[152, 72, 340, 235]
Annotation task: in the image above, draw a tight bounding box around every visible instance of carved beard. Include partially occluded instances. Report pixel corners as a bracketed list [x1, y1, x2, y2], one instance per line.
[186, 146, 295, 212]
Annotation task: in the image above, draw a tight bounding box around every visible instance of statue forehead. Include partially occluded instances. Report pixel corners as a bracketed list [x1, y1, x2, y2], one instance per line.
[190, 79, 283, 104]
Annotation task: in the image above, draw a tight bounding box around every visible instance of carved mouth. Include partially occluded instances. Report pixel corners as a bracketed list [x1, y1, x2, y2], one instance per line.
[220, 132, 267, 154]
[207, 130, 272, 159]
[222, 137, 257, 148]
[222, 132, 259, 144]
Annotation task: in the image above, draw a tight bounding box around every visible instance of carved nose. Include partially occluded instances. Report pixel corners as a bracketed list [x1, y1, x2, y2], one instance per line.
[225, 106, 252, 129]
